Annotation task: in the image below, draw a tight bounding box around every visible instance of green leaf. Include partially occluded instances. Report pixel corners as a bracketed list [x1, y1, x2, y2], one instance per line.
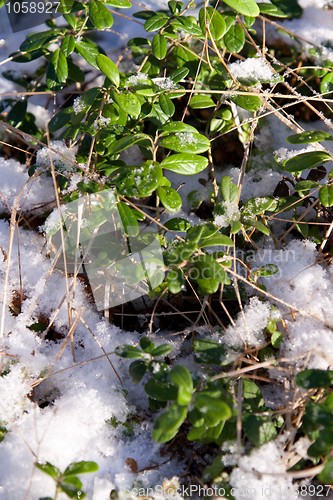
[321, 72, 333, 95]
[242, 217, 270, 236]
[221, 176, 239, 203]
[112, 91, 141, 115]
[296, 369, 333, 389]
[243, 415, 277, 447]
[160, 153, 208, 175]
[68, 60, 85, 83]
[104, 0, 131, 7]
[189, 95, 215, 109]
[108, 133, 151, 155]
[160, 133, 210, 154]
[152, 403, 188, 442]
[7, 99, 27, 127]
[169, 67, 189, 83]
[242, 196, 277, 215]
[223, 0, 259, 17]
[319, 185, 333, 207]
[257, 2, 288, 16]
[151, 344, 173, 357]
[243, 379, 265, 410]
[89, 0, 113, 29]
[152, 34, 167, 60]
[157, 186, 182, 212]
[164, 218, 191, 232]
[116, 162, 162, 197]
[191, 254, 230, 290]
[160, 122, 197, 135]
[36, 462, 60, 479]
[97, 54, 120, 87]
[294, 180, 319, 192]
[168, 365, 193, 391]
[193, 339, 228, 366]
[20, 32, 59, 52]
[224, 23, 245, 53]
[129, 360, 147, 384]
[63, 461, 99, 477]
[144, 14, 169, 32]
[115, 345, 145, 359]
[194, 393, 231, 427]
[231, 94, 261, 111]
[318, 458, 333, 484]
[46, 49, 68, 89]
[77, 180, 100, 194]
[75, 39, 100, 70]
[144, 378, 178, 401]
[286, 130, 333, 144]
[61, 35, 75, 57]
[254, 264, 279, 277]
[270, 0, 302, 18]
[283, 151, 332, 173]
[199, 234, 234, 247]
[166, 267, 184, 294]
[117, 202, 139, 236]
[159, 94, 175, 117]
[58, 480, 85, 499]
[199, 7, 226, 41]
[140, 337, 155, 353]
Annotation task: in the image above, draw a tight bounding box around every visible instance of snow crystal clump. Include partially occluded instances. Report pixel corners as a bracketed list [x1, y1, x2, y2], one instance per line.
[175, 132, 197, 145]
[222, 297, 271, 348]
[73, 96, 86, 114]
[274, 144, 317, 163]
[126, 72, 149, 87]
[230, 436, 297, 500]
[214, 201, 240, 228]
[153, 77, 177, 90]
[0, 364, 33, 423]
[36, 140, 76, 174]
[228, 57, 274, 82]
[41, 205, 67, 235]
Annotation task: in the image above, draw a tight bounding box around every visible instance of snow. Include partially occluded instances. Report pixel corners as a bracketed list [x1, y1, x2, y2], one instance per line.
[36, 140, 77, 175]
[214, 201, 241, 228]
[228, 57, 275, 83]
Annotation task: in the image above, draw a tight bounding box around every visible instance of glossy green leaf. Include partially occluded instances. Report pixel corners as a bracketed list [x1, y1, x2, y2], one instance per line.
[242, 196, 277, 215]
[129, 360, 147, 384]
[116, 162, 162, 197]
[253, 264, 279, 276]
[46, 49, 68, 88]
[160, 153, 208, 175]
[144, 14, 169, 32]
[112, 91, 141, 115]
[159, 94, 175, 117]
[241, 217, 270, 235]
[231, 94, 261, 111]
[296, 369, 333, 388]
[283, 151, 332, 173]
[104, 0, 131, 7]
[194, 394, 231, 427]
[58, 480, 85, 499]
[89, 0, 113, 29]
[108, 133, 151, 155]
[7, 99, 27, 127]
[270, 0, 302, 18]
[199, 7, 226, 41]
[152, 403, 188, 442]
[164, 218, 191, 232]
[168, 365, 193, 391]
[243, 415, 277, 447]
[144, 378, 177, 401]
[152, 34, 167, 60]
[224, 23, 245, 53]
[160, 122, 197, 135]
[97, 54, 120, 87]
[166, 267, 184, 294]
[221, 176, 239, 203]
[160, 133, 210, 154]
[189, 95, 215, 109]
[318, 458, 333, 484]
[150, 344, 173, 357]
[36, 462, 60, 479]
[169, 67, 189, 83]
[20, 31, 59, 52]
[321, 72, 333, 95]
[287, 130, 333, 144]
[157, 186, 182, 212]
[193, 339, 228, 366]
[115, 345, 145, 359]
[223, 0, 259, 16]
[61, 35, 75, 57]
[199, 234, 234, 247]
[75, 39, 100, 70]
[294, 180, 320, 192]
[117, 202, 139, 237]
[63, 461, 99, 477]
[68, 60, 85, 83]
[191, 254, 230, 286]
[257, 2, 288, 17]
[319, 185, 333, 207]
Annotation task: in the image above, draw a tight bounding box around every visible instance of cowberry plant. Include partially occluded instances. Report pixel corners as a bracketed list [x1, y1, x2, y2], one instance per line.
[2, 0, 333, 493]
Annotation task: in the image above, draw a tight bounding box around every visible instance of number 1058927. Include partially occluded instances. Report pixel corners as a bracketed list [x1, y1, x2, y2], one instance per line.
[6, 1, 60, 14]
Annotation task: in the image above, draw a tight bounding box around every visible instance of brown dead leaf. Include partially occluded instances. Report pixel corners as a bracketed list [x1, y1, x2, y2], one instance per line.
[125, 458, 138, 473]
